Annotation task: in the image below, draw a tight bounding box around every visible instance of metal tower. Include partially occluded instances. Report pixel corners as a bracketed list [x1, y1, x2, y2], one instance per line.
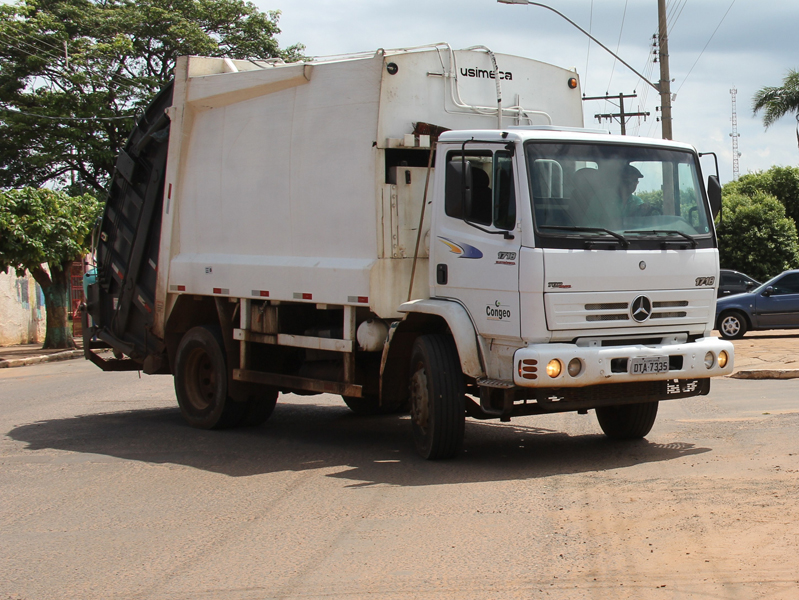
[730, 88, 741, 180]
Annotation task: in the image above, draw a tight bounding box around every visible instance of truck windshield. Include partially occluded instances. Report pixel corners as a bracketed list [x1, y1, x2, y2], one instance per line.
[525, 142, 713, 249]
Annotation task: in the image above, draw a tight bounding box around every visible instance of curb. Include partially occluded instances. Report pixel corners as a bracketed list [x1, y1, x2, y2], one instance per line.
[728, 369, 799, 380]
[0, 349, 84, 369]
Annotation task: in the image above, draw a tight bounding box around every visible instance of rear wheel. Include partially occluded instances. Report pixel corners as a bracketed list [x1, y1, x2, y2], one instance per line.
[409, 334, 465, 460]
[718, 311, 747, 339]
[596, 401, 659, 439]
[174, 325, 245, 429]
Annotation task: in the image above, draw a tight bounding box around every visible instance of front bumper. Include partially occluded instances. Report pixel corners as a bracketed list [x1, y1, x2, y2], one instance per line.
[513, 336, 734, 388]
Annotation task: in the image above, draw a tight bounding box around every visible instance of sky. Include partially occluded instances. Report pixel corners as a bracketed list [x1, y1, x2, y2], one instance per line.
[263, 0, 797, 184]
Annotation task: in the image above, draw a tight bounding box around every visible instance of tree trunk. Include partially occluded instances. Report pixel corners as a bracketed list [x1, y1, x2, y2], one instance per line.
[30, 262, 76, 350]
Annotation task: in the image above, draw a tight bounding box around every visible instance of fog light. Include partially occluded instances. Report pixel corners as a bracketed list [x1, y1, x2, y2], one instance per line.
[546, 359, 562, 378]
[567, 358, 582, 377]
[718, 350, 728, 368]
[704, 352, 715, 369]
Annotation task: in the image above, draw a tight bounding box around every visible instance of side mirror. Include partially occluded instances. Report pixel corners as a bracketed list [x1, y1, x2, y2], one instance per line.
[445, 160, 472, 220]
[763, 286, 774, 297]
[707, 175, 722, 219]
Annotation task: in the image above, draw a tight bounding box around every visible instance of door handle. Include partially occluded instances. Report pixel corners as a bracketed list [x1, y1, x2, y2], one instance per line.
[436, 264, 448, 285]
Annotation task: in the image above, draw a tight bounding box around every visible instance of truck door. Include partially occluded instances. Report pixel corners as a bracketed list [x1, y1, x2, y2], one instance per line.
[433, 147, 521, 341]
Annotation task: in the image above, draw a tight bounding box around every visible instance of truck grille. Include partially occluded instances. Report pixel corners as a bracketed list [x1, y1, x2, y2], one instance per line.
[585, 302, 628, 310]
[583, 299, 690, 322]
[586, 313, 629, 322]
[543, 291, 714, 331]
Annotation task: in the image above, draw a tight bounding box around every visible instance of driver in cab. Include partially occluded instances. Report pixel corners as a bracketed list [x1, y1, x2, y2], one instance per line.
[617, 165, 646, 218]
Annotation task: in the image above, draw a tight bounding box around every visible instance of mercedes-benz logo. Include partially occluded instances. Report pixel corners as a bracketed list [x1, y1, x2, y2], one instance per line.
[631, 295, 652, 322]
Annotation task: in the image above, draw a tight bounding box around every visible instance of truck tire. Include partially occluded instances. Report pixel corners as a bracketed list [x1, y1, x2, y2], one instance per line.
[409, 334, 465, 459]
[240, 388, 279, 426]
[718, 310, 747, 339]
[596, 401, 659, 439]
[174, 325, 245, 429]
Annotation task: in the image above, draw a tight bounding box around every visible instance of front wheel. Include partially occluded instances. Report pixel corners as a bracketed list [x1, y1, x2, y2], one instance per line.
[596, 401, 659, 439]
[409, 334, 465, 460]
[718, 311, 748, 339]
[240, 388, 279, 426]
[174, 325, 245, 429]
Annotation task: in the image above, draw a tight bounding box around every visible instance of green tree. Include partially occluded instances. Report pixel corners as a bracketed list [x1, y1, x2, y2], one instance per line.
[753, 69, 799, 134]
[716, 191, 799, 282]
[724, 166, 799, 225]
[0, 0, 303, 194]
[0, 188, 102, 348]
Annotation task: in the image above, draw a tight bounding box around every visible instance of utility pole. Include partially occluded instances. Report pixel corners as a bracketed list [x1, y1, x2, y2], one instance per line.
[730, 87, 741, 180]
[657, 0, 673, 140]
[584, 93, 650, 135]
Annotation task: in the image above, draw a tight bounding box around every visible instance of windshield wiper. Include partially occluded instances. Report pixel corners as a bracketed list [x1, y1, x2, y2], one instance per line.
[538, 225, 629, 248]
[624, 229, 698, 248]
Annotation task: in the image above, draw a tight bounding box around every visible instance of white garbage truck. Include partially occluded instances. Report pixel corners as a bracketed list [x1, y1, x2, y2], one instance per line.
[84, 43, 734, 459]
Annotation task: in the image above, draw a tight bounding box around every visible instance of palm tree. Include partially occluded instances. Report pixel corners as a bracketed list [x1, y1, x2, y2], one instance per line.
[753, 69, 799, 129]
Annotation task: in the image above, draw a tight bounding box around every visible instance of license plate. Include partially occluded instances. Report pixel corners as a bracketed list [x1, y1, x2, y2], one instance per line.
[629, 356, 669, 375]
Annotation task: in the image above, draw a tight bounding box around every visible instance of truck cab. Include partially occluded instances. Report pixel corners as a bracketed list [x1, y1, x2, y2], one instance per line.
[397, 127, 732, 454]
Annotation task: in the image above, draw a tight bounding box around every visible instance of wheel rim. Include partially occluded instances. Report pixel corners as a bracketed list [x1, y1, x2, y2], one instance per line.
[721, 315, 740, 337]
[410, 364, 430, 434]
[184, 347, 215, 411]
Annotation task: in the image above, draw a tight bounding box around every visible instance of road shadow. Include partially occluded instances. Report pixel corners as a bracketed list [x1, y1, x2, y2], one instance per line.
[6, 400, 710, 487]
[717, 330, 799, 340]
[742, 332, 799, 340]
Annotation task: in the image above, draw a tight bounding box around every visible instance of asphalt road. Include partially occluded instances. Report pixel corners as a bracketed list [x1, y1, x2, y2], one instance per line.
[2, 361, 799, 600]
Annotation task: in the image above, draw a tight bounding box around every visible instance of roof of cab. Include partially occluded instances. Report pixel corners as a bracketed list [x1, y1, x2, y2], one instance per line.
[437, 127, 697, 152]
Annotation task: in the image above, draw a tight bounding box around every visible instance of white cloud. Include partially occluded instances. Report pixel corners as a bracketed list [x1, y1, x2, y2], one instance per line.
[267, 0, 799, 182]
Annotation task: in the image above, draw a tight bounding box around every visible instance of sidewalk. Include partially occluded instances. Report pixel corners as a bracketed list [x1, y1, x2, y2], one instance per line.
[722, 330, 799, 379]
[2, 331, 798, 378]
[0, 339, 85, 368]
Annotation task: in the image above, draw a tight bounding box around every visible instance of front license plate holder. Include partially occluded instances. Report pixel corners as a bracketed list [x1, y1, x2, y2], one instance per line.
[629, 356, 669, 375]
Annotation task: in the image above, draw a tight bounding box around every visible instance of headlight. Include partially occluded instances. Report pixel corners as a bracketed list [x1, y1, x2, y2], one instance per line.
[546, 359, 562, 378]
[704, 352, 715, 369]
[567, 358, 582, 377]
[718, 351, 728, 368]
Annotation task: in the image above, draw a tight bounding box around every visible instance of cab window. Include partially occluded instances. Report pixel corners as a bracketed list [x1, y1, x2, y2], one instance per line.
[445, 150, 516, 231]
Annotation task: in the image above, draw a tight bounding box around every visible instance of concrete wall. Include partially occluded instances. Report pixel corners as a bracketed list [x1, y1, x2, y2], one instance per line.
[0, 270, 46, 346]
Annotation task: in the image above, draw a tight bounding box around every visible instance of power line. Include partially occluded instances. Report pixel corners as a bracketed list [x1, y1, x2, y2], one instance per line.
[669, 0, 689, 34]
[606, 0, 630, 95]
[631, 42, 657, 136]
[645, 34, 660, 135]
[0, 20, 151, 95]
[585, 92, 650, 135]
[675, 0, 737, 95]
[583, 0, 593, 91]
[0, 19, 145, 90]
[0, 35, 142, 98]
[665, 0, 679, 25]
[0, 105, 134, 121]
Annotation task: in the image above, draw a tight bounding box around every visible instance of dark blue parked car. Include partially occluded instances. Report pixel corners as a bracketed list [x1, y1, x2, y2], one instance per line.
[716, 269, 799, 339]
[718, 269, 760, 298]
